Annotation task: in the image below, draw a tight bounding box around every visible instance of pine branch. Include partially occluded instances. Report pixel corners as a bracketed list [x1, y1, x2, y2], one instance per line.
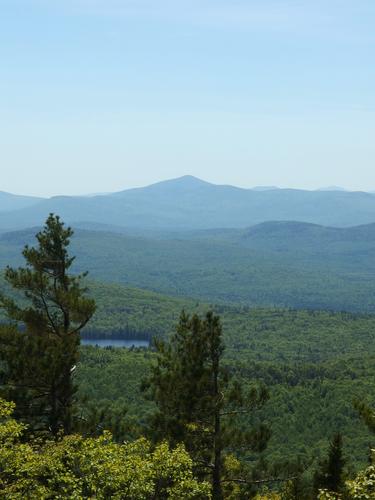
[221, 475, 298, 485]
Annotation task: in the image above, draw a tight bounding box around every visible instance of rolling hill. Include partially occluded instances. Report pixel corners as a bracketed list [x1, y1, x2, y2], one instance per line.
[1, 221, 375, 312]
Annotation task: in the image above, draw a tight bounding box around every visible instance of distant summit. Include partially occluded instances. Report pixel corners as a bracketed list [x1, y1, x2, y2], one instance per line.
[317, 186, 348, 192]
[113, 175, 212, 196]
[143, 175, 212, 190]
[2, 176, 375, 231]
[251, 186, 280, 191]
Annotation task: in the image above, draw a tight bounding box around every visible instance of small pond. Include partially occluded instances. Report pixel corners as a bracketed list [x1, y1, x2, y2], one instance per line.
[81, 339, 150, 348]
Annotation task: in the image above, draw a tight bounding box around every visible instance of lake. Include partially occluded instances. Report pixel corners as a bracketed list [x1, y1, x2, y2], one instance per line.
[81, 339, 150, 348]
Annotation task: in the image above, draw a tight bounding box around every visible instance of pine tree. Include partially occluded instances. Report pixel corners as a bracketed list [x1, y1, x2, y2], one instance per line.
[0, 214, 96, 435]
[313, 433, 346, 494]
[145, 311, 270, 500]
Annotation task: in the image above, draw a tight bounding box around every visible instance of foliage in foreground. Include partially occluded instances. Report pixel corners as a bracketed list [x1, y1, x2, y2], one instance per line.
[146, 311, 270, 500]
[313, 433, 346, 495]
[317, 467, 375, 499]
[0, 214, 96, 435]
[255, 455, 375, 499]
[0, 398, 210, 499]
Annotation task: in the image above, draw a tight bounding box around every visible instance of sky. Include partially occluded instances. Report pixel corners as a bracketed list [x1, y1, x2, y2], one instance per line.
[0, 0, 374, 196]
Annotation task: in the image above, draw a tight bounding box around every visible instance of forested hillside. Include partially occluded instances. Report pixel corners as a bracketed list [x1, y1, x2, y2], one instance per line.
[77, 344, 375, 469]
[2, 221, 375, 312]
[2, 215, 375, 498]
[80, 297, 375, 470]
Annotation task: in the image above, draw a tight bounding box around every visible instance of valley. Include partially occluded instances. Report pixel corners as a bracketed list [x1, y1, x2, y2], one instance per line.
[2, 180, 375, 498]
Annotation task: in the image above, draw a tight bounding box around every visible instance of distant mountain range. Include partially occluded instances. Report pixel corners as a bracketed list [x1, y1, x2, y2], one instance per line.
[0, 191, 43, 213]
[316, 186, 347, 192]
[1, 176, 375, 231]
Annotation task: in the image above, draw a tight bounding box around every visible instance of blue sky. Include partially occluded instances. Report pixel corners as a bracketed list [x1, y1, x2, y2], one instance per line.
[1, 0, 374, 196]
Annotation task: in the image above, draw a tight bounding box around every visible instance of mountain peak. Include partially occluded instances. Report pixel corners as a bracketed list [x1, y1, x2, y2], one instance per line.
[149, 175, 212, 189]
[113, 176, 213, 197]
[251, 186, 280, 191]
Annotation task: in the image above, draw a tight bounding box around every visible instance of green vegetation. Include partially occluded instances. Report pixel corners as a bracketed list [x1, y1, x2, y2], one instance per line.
[313, 434, 346, 496]
[76, 306, 375, 475]
[4, 263, 375, 470]
[3, 214, 375, 498]
[0, 399, 210, 499]
[146, 311, 270, 499]
[2, 220, 375, 313]
[76, 344, 375, 469]
[0, 215, 96, 435]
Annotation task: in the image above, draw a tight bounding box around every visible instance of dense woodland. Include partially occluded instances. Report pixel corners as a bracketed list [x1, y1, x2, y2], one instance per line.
[2, 219, 375, 313]
[1, 215, 375, 498]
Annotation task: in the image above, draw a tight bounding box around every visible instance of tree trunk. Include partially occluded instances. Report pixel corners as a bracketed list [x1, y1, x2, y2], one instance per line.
[211, 323, 223, 500]
[50, 384, 59, 436]
[212, 406, 223, 500]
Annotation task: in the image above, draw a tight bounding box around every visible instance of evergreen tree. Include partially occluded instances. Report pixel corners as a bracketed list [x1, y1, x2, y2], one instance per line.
[355, 398, 375, 434]
[0, 214, 96, 435]
[146, 311, 270, 499]
[313, 433, 346, 494]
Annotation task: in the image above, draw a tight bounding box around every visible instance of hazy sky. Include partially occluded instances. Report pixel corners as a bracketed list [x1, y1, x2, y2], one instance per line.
[1, 1, 374, 196]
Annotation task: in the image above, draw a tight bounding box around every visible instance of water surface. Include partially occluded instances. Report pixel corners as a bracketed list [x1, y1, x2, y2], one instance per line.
[81, 339, 149, 348]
